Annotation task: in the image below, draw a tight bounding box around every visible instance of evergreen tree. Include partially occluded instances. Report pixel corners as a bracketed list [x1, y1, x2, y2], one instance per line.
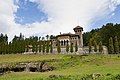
[50, 35, 54, 40]
[46, 41, 49, 53]
[35, 45, 38, 53]
[39, 37, 41, 41]
[32, 44, 35, 53]
[42, 41, 45, 54]
[89, 39, 92, 53]
[57, 40, 61, 53]
[94, 40, 97, 52]
[70, 43, 73, 53]
[66, 43, 69, 53]
[75, 42, 78, 52]
[42, 37, 45, 41]
[9, 42, 12, 54]
[26, 45, 29, 52]
[46, 35, 49, 40]
[109, 37, 114, 54]
[39, 42, 41, 53]
[50, 41, 53, 53]
[114, 36, 119, 54]
[99, 41, 103, 53]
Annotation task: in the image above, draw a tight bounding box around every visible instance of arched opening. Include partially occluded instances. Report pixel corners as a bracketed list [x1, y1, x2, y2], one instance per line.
[61, 41, 63, 46]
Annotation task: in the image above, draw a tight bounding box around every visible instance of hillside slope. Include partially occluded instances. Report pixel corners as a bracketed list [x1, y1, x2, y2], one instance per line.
[0, 54, 120, 80]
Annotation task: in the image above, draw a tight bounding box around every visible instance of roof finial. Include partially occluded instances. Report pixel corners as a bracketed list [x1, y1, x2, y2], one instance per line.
[60, 32, 61, 34]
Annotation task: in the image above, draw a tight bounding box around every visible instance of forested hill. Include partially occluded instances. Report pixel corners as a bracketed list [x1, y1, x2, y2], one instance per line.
[83, 23, 120, 47]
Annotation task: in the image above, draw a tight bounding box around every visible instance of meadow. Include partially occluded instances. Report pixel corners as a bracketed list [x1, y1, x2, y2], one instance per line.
[0, 53, 120, 80]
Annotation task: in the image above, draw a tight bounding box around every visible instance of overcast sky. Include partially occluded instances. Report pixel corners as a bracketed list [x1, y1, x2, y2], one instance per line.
[0, 0, 120, 41]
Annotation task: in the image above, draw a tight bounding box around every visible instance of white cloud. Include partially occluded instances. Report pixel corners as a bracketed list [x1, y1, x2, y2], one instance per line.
[0, 0, 120, 41]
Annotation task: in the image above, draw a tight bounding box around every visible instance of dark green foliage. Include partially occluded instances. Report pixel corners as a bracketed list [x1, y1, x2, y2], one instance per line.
[35, 45, 38, 53]
[46, 35, 49, 40]
[42, 41, 45, 54]
[109, 37, 114, 54]
[93, 40, 97, 52]
[0, 33, 8, 54]
[89, 39, 92, 53]
[75, 42, 78, 52]
[57, 40, 61, 53]
[46, 41, 49, 53]
[0, 33, 52, 54]
[110, 74, 120, 80]
[0, 23, 119, 55]
[81, 74, 93, 80]
[39, 42, 41, 53]
[83, 23, 120, 49]
[9, 33, 25, 54]
[99, 41, 103, 53]
[66, 43, 69, 53]
[32, 44, 35, 53]
[50, 41, 53, 53]
[70, 43, 73, 53]
[83, 29, 100, 46]
[47, 75, 81, 80]
[50, 35, 56, 40]
[114, 36, 119, 54]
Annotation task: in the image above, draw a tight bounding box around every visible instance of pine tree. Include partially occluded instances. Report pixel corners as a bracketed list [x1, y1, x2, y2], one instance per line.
[66, 43, 69, 53]
[42, 41, 45, 54]
[114, 36, 119, 54]
[26, 45, 29, 52]
[75, 42, 78, 52]
[50, 41, 53, 53]
[109, 37, 114, 54]
[46, 35, 49, 40]
[94, 40, 97, 52]
[39, 37, 41, 41]
[89, 39, 92, 53]
[57, 40, 61, 53]
[70, 43, 73, 53]
[35, 45, 38, 53]
[32, 44, 35, 53]
[46, 41, 49, 53]
[99, 41, 103, 53]
[39, 42, 41, 53]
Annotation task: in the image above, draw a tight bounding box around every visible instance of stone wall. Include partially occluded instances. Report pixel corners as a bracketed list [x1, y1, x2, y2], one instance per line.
[24, 46, 108, 55]
[53, 46, 108, 54]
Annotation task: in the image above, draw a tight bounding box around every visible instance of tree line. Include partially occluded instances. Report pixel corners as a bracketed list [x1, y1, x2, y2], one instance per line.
[0, 33, 79, 54]
[0, 23, 119, 54]
[83, 23, 120, 54]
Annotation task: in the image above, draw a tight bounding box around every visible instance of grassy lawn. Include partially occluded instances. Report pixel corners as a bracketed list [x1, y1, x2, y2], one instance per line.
[0, 54, 120, 80]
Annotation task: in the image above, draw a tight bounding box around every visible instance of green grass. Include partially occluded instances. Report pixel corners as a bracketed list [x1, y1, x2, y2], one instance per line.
[0, 54, 120, 80]
[0, 54, 64, 64]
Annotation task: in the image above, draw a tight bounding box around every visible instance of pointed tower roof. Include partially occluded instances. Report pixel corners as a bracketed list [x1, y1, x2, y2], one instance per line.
[73, 25, 83, 31]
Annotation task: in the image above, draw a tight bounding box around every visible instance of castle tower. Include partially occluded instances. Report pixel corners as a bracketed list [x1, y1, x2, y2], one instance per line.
[73, 26, 83, 47]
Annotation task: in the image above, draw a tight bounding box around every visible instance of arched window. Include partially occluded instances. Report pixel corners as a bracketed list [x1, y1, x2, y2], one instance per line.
[61, 41, 63, 46]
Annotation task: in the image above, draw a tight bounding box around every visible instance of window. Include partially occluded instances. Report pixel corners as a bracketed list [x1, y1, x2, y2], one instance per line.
[61, 41, 63, 46]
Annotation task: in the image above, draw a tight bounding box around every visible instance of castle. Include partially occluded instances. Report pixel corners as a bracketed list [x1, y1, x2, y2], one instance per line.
[52, 26, 83, 48]
[25, 25, 108, 54]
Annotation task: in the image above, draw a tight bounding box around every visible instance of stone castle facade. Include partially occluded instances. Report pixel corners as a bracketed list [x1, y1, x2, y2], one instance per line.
[52, 26, 83, 48]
